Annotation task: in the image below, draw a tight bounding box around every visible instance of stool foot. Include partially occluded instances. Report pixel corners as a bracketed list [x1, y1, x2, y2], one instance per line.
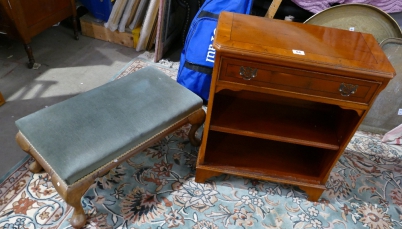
[66, 194, 87, 229]
[29, 161, 43, 173]
[188, 109, 206, 146]
[69, 207, 87, 229]
[64, 180, 94, 229]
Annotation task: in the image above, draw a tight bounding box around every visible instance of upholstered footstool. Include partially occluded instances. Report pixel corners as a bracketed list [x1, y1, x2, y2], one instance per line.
[15, 66, 205, 228]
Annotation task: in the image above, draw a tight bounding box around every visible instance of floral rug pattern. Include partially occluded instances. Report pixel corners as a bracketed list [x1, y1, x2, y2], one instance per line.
[2, 125, 402, 229]
[111, 53, 179, 82]
[2, 58, 402, 229]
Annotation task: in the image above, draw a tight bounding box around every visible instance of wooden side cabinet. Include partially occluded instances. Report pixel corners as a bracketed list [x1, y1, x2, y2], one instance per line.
[0, 0, 78, 68]
[195, 12, 396, 202]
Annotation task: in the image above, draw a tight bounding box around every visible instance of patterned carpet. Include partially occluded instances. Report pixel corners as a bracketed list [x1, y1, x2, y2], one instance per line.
[1, 57, 402, 229]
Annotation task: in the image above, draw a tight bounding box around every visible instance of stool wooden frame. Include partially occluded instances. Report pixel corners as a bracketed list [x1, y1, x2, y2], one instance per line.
[16, 108, 205, 228]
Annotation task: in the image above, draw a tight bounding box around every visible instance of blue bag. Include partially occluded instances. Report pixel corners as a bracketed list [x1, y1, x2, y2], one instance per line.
[176, 0, 254, 102]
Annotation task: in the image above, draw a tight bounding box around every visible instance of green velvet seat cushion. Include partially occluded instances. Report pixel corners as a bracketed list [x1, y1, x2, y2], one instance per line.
[15, 66, 203, 186]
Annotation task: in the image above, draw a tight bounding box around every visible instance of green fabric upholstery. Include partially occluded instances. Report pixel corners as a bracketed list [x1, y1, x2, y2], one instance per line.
[15, 67, 203, 186]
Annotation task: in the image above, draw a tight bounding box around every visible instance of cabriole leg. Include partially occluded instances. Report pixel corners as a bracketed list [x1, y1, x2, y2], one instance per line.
[16, 132, 43, 173]
[23, 44, 35, 69]
[188, 109, 206, 146]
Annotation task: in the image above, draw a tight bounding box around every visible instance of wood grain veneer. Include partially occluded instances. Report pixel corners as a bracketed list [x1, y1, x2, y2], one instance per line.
[195, 12, 395, 201]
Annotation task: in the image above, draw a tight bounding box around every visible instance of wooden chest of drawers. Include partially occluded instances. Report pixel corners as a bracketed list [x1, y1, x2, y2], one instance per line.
[195, 12, 395, 201]
[0, 0, 78, 68]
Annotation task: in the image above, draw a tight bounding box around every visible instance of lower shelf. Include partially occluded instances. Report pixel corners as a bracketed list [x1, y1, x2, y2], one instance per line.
[202, 131, 336, 185]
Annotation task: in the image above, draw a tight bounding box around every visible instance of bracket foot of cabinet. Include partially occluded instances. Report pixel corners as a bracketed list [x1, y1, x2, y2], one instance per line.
[299, 186, 326, 202]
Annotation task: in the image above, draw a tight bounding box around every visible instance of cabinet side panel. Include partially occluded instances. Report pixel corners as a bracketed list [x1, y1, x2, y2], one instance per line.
[20, 0, 71, 27]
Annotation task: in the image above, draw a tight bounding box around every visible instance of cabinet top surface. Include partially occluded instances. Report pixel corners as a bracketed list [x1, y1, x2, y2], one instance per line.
[214, 12, 395, 79]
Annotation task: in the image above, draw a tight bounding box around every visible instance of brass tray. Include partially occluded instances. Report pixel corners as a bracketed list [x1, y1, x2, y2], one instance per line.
[381, 38, 402, 74]
[304, 4, 402, 43]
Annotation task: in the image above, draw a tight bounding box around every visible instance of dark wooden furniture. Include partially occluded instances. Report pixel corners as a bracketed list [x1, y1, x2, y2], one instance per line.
[0, 92, 5, 106]
[195, 12, 395, 201]
[0, 0, 78, 68]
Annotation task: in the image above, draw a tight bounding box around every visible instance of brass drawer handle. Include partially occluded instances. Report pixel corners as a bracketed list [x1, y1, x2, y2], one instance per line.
[240, 66, 257, 80]
[339, 83, 358, 96]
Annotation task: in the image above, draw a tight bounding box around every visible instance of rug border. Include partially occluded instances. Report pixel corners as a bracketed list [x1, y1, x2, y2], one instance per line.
[0, 154, 31, 184]
[109, 57, 178, 81]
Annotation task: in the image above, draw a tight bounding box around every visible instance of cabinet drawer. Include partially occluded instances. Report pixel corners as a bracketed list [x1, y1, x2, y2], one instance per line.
[219, 58, 380, 104]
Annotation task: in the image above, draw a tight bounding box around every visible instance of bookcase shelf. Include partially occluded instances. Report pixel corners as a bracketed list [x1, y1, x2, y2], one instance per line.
[209, 90, 358, 150]
[203, 131, 334, 184]
[196, 12, 395, 202]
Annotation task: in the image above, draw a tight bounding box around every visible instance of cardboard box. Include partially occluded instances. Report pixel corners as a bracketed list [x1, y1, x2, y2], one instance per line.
[80, 13, 135, 48]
